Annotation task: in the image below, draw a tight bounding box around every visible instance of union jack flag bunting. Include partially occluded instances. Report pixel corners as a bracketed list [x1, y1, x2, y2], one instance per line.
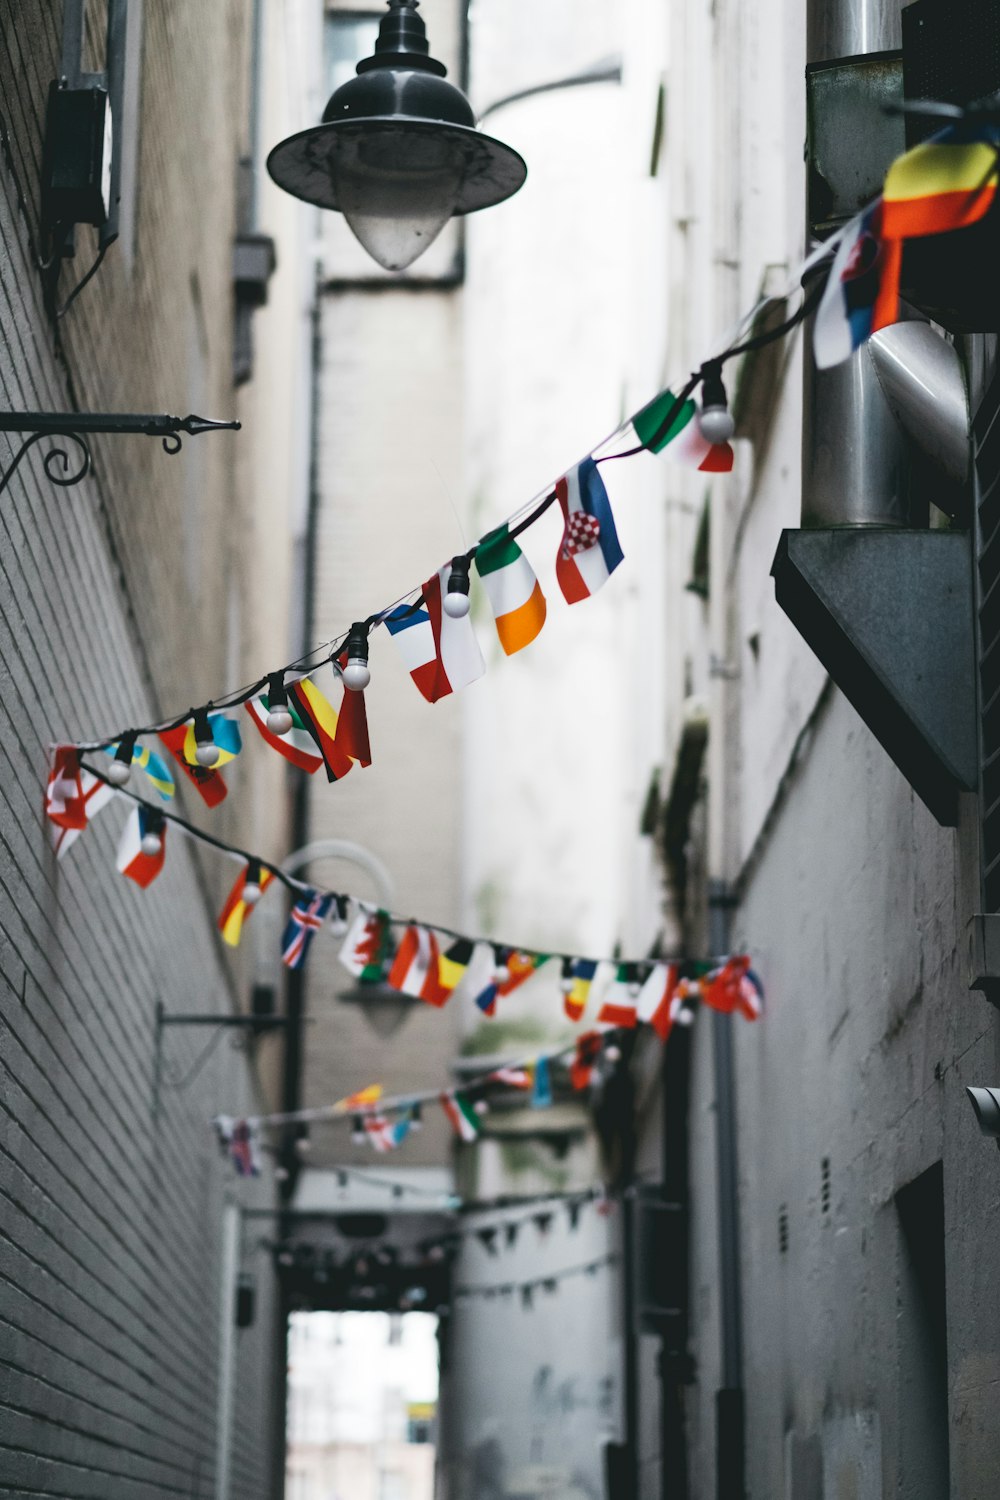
[282, 890, 334, 970]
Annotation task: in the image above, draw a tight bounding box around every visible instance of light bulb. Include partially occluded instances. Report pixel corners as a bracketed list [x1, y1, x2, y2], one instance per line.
[444, 554, 472, 617]
[243, 882, 262, 907]
[107, 734, 136, 786]
[351, 1116, 366, 1145]
[267, 706, 293, 735]
[698, 404, 736, 444]
[560, 977, 575, 995]
[193, 710, 220, 766]
[698, 363, 734, 444]
[343, 622, 370, 691]
[140, 831, 163, 857]
[473, 1099, 489, 1116]
[604, 1045, 622, 1063]
[266, 671, 293, 734]
[492, 965, 510, 986]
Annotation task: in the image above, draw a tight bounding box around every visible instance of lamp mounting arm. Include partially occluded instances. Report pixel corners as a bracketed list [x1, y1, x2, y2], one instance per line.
[0, 411, 241, 498]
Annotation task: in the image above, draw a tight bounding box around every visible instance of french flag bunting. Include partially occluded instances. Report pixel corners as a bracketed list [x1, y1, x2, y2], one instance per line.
[282, 890, 334, 970]
[115, 806, 167, 888]
[385, 567, 485, 703]
[554, 457, 623, 604]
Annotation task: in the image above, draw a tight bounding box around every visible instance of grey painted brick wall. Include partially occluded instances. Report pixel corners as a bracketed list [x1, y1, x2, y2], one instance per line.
[0, 4, 290, 1495]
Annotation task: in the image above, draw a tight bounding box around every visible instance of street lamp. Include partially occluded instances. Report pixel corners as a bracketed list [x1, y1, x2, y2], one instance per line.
[266, 0, 527, 272]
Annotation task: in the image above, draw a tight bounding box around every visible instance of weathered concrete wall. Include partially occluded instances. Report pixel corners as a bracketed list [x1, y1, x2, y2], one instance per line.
[0, 1, 311, 1492]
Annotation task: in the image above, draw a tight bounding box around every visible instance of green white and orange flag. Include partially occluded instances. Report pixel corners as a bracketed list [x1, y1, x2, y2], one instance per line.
[218, 864, 275, 947]
[474, 525, 547, 655]
[440, 1090, 480, 1142]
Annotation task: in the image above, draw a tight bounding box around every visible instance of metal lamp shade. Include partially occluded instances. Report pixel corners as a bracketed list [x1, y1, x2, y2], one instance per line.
[267, 116, 526, 271]
[266, 1, 526, 272]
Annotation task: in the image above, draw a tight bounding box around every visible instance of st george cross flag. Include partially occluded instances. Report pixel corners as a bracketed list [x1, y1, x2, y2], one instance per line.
[554, 457, 624, 604]
[440, 1090, 480, 1142]
[218, 864, 275, 947]
[628, 387, 734, 472]
[115, 805, 167, 888]
[103, 740, 176, 799]
[339, 907, 393, 982]
[474, 524, 547, 655]
[385, 567, 486, 703]
[282, 890, 334, 969]
[597, 963, 642, 1028]
[701, 955, 764, 1021]
[46, 748, 115, 858]
[388, 925, 453, 1007]
[637, 961, 681, 1041]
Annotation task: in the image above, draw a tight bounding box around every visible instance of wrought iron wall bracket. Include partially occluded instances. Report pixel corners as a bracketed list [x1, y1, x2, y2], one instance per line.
[0, 411, 241, 498]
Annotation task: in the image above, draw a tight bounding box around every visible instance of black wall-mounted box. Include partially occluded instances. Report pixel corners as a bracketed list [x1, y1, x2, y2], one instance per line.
[41, 83, 112, 232]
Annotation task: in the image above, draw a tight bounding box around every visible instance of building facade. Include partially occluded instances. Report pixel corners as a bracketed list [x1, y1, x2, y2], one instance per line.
[0, 2, 318, 1494]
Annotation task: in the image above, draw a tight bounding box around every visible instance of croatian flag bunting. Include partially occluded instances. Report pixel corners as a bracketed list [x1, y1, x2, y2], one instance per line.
[554, 458, 624, 604]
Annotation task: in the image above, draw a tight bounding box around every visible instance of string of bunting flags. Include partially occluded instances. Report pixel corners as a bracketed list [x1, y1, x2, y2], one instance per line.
[44, 114, 999, 813]
[453, 1252, 619, 1307]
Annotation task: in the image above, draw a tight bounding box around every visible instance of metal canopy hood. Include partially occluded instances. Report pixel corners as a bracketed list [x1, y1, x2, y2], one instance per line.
[771, 528, 976, 826]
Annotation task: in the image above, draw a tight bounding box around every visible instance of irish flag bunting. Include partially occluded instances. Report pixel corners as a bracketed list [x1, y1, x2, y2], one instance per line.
[554, 457, 624, 604]
[475, 524, 546, 655]
[440, 1090, 480, 1142]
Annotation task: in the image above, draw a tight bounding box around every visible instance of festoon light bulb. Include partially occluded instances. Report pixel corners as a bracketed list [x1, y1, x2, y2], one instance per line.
[697, 363, 735, 445]
[443, 554, 472, 618]
[193, 708, 220, 767]
[242, 858, 264, 907]
[266, 671, 293, 736]
[342, 621, 371, 692]
[140, 809, 164, 858]
[492, 946, 511, 985]
[107, 732, 136, 787]
[351, 1116, 366, 1145]
[559, 957, 575, 996]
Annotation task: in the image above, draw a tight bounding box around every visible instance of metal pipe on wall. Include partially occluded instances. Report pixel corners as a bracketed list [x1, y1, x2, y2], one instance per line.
[802, 0, 910, 527]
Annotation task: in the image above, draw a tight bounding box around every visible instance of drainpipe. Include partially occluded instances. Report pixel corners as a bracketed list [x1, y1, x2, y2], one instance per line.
[802, 0, 910, 528]
[708, 881, 743, 1500]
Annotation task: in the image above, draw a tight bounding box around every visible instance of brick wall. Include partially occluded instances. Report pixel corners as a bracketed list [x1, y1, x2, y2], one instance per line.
[0, 3, 302, 1494]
